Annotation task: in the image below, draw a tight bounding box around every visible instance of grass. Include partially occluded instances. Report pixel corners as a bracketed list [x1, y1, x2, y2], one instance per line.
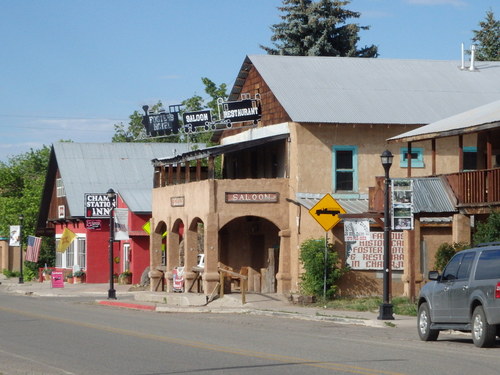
[319, 296, 417, 317]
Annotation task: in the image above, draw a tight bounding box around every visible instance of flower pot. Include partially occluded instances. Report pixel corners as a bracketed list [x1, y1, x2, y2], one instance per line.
[119, 275, 132, 285]
[73, 276, 82, 284]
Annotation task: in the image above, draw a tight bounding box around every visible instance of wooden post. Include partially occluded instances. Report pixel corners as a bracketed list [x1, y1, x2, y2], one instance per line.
[241, 278, 246, 305]
[219, 271, 224, 298]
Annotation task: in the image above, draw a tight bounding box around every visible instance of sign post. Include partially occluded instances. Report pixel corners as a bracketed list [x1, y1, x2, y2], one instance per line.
[308, 194, 346, 301]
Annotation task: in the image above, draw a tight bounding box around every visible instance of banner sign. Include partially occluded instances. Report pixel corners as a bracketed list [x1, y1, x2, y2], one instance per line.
[392, 179, 414, 230]
[9, 225, 20, 246]
[85, 193, 117, 218]
[114, 208, 130, 241]
[182, 110, 212, 131]
[221, 99, 261, 124]
[345, 231, 404, 270]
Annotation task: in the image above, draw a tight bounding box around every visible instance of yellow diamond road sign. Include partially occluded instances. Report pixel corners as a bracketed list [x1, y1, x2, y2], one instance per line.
[309, 193, 346, 231]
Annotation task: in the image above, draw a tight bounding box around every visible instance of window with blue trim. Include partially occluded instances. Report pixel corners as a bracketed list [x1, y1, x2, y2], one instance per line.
[332, 146, 358, 192]
[400, 147, 424, 168]
[463, 147, 477, 171]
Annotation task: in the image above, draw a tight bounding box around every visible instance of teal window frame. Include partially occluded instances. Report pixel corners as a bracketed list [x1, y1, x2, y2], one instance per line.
[463, 146, 477, 171]
[332, 145, 358, 193]
[400, 147, 424, 168]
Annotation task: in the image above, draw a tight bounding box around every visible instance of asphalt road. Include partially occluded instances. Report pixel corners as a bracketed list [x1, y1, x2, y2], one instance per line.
[0, 292, 499, 375]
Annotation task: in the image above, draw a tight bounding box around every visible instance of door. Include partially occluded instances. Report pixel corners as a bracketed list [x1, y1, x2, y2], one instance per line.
[448, 252, 475, 323]
[431, 253, 463, 323]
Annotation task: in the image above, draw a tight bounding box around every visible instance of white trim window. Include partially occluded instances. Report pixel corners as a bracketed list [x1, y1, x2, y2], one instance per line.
[56, 178, 66, 197]
[56, 234, 86, 269]
[122, 243, 131, 272]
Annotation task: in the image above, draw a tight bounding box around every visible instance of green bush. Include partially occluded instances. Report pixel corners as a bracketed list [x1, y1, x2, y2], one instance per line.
[434, 242, 470, 271]
[473, 211, 500, 244]
[2, 269, 20, 278]
[299, 238, 349, 300]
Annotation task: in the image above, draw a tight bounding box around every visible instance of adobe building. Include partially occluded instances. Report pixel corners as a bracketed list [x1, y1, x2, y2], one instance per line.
[149, 55, 500, 299]
[36, 142, 203, 284]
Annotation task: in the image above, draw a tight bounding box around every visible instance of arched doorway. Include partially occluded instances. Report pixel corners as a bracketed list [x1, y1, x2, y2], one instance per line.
[219, 216, 280, 293]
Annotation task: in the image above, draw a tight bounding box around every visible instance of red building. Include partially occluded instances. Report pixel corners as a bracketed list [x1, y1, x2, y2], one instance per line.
[36, 142, 203, 284]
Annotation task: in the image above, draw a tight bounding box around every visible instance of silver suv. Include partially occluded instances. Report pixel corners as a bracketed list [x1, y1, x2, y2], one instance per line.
[417, 242, 500, 347]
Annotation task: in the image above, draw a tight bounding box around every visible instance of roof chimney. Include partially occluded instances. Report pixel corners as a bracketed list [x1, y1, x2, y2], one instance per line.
[469, 45, 476, 71]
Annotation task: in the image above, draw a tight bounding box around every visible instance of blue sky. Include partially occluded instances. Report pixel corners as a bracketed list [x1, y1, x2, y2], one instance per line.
[0, 0, 498, 162]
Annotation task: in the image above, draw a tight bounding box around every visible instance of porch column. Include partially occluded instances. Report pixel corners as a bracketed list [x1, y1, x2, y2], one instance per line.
[276, 229, 292, 293]
[202, 212, 220, 296]
[149, 217, 166, 292]
[452, 213, 471, 244]
[166, 229, 180, 292]
[183, 219, 199, 292]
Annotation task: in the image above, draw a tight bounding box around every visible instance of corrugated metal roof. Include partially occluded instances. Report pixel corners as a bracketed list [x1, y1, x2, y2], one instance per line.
[411, 177, 457, 213]
[295, 177, 456, 215]
[295, 193, 369, 213]
[388, 99, 500, 142]
[235, 55, 500, 125]
[54, 142, 204, 216]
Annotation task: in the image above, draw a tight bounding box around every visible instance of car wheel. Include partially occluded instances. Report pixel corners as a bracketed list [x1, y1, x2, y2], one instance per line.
[472, 305, 496, 348]
[418, 302, 439, 341]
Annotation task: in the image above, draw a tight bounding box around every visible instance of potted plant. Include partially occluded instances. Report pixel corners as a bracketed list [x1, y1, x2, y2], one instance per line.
[66, 272, 74, 284]
[73, 270, 85, 284]
[119, 270, 132, 285]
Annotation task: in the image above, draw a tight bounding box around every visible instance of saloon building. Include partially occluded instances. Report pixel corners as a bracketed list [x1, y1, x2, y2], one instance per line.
[149, 55, 500, 298]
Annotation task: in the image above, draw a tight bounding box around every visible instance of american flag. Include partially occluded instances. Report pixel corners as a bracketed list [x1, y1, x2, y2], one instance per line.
[26, 236, 42, 263]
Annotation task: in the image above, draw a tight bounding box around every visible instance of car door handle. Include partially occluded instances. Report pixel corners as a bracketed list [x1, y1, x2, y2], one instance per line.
[444, 286, 450, 291]
[462, 285, 469, 291]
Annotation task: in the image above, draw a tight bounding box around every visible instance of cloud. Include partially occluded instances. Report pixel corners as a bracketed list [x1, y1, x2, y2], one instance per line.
[405, 0, 467, 6]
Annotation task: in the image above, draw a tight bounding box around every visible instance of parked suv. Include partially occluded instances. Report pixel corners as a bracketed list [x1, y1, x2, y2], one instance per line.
[417, 242, 500, 347]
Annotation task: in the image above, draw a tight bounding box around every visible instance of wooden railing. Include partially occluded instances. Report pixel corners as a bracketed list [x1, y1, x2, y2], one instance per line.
[445, 168, 500, 205]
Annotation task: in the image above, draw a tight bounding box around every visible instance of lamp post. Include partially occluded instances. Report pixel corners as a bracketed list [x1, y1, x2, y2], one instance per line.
[18, 214, 24, 284]
[378, 150, 394, 320]
[107, 188, 117, 299]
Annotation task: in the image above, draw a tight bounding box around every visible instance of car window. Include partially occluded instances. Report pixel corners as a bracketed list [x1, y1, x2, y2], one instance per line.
[475, 249, 500, 280]
[456, 252, 475, 280]
[442, 253, 463, 281]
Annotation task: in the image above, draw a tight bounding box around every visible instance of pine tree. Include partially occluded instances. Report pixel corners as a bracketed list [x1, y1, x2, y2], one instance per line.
[472, 9, 500, 61]
[261, 0, 378, 57]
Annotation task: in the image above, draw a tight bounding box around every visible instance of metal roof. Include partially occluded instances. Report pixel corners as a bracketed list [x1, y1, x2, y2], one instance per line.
[388, 99, 500, 143]
[153, 123, 290, 165]
[231, 55, 500, 125]
[54, 142, 204, 216]
[295, 177, 456, 216]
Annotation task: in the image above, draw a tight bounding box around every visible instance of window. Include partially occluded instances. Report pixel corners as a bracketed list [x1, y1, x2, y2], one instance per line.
[463, 147, 477, 171]
[442, 253, 462, 281]
[475, 250, 500, 280]
[56, 178, 66, 197]
[332, 146, 358, 192]
[123, 243, 131, 272]
[400, 147, 424, 168]
[55, 233, 86, 269]
[456, 252, 475, 280]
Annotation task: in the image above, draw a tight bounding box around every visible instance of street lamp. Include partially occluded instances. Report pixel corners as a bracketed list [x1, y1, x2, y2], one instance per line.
[19, 214, 24, 284]
[378, 150, 394, 320]
[107, 188, 117, 299]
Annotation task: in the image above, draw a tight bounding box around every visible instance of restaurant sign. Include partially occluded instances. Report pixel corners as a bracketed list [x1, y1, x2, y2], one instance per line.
[221, 99, 261, 124]
[225, 192, 279, 203]
[182, 110, 212, 132]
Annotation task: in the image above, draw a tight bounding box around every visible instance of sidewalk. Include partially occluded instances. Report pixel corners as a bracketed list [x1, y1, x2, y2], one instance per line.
[0, 275, 416, 329]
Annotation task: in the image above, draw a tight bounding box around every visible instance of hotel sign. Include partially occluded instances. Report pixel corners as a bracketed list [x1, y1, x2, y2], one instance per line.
[84, 193, 117, 218]
[226, 192, 279, 203]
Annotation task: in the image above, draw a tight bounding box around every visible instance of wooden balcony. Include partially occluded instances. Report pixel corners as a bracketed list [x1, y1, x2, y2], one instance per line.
[444, 168, 500, 207]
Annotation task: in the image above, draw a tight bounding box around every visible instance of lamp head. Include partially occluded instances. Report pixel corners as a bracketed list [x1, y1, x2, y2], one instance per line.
[106, 188, 116, 199]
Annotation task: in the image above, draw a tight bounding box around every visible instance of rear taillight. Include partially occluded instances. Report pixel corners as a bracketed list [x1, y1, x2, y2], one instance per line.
[496, 282, 500, 299]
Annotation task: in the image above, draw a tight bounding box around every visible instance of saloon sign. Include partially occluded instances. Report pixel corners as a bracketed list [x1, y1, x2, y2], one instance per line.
[84, 193, 117, 218]
[182, 110, 212, 131]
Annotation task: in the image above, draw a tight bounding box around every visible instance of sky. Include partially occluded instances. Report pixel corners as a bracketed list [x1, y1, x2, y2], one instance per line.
[1, 0, 498, 162]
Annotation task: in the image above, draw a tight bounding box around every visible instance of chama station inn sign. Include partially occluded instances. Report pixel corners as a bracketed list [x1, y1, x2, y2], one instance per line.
[85, 193, 117, 218]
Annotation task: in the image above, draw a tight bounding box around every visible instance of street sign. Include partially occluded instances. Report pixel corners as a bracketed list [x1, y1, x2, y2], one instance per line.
[308, 193, 346, 231]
